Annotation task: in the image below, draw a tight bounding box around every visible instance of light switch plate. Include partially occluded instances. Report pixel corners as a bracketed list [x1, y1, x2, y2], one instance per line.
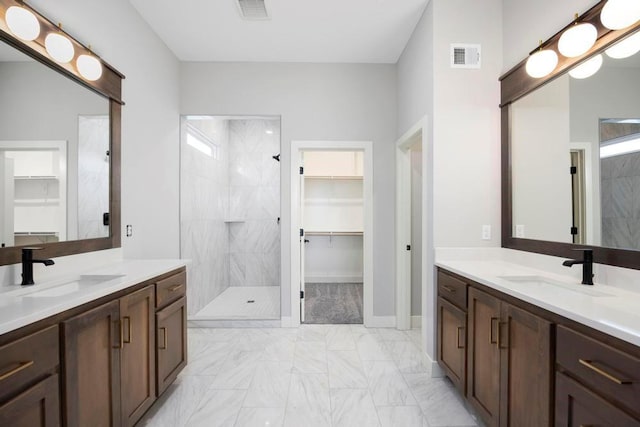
[482, 225, 491, 240]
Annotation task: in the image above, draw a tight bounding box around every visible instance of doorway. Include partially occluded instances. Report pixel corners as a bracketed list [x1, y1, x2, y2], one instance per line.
[290, 141, 373, 327]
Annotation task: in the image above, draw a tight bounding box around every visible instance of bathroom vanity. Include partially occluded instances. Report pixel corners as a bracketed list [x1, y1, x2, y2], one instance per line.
[0, 260, 187, 427]
[436, 262, 640, 427]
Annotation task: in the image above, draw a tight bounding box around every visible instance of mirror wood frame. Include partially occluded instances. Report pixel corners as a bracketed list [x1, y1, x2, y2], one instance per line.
[0, 0, 124, 265]
[501, 0, 640, 270]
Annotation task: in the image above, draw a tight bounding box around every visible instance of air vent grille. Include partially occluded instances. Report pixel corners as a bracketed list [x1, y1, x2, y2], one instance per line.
[237, 0, 270, 20]
[450, 44, 481, 69]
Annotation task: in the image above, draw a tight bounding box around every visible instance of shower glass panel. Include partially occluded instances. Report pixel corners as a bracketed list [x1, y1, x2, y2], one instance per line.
[180, 116, 281, 322]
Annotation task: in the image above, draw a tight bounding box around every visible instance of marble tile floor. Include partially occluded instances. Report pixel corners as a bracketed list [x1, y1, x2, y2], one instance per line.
[192, 286, 280, 320]
[138, 325, 479, 427]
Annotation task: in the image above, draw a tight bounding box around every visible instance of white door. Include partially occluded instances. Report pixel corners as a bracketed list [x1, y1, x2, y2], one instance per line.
[299, 162, 306, 322]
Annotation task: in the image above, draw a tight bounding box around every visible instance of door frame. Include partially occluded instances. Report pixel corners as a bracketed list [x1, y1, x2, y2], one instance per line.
[290, 140, 373, 327]
[395, 116, 432, 348]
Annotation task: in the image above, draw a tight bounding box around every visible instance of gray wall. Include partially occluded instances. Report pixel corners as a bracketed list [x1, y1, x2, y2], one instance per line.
[180, 62, 397, 317]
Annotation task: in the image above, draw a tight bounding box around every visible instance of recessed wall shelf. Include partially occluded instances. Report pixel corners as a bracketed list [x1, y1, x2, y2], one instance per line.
[224, 219, 246, 223]
[14, 175, 58, 180]
[305, 175, 363, 180]
[15, 231, 59, 236]
[305, 231, 363, 236]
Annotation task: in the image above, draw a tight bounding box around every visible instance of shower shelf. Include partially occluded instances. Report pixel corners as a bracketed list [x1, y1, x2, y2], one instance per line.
[305, 231, 363, 236]
[224, 220, 246, 223]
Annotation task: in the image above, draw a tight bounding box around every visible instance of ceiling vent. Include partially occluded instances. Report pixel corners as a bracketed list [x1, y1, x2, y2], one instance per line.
[450, 44, 481, 69]
[236, 0, 270, 20]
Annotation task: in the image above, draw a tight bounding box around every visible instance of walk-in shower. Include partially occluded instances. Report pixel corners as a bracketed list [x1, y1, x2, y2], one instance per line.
[180, 116, 281, 324]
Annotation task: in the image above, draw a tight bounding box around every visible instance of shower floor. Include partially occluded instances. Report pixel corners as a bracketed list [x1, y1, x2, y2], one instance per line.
[193, 286, 280, 320]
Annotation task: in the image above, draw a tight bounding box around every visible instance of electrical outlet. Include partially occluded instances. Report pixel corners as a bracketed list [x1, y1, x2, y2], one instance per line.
[515, 224, 525, 238]
[482, 225, 491, 240]
[126, 224, 133, 237]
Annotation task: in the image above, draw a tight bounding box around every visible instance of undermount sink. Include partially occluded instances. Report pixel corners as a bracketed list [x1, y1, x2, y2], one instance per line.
[1, 274, 125, 298]
[498, 275, 614, 297]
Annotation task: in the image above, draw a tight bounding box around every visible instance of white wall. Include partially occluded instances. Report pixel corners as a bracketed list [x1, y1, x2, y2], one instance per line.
[181, 62, 397, 317]
[397, 0, 502, 359]
[502, 0, 598, 72]
[30, 0, 181, 260]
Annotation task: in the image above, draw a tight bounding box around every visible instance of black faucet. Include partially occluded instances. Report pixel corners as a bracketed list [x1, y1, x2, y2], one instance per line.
[562, 248, 594, 285]
[21, 247, 55, 286]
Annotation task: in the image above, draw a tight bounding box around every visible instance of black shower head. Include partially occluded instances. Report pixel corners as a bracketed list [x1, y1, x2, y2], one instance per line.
[272, 154, 280, 162]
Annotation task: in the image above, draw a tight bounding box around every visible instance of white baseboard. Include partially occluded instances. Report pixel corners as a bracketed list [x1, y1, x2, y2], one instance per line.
[411, 315, 422, 329]
[305, 276, 363, 283]
[367, 316, 397, 328]
[431, 360, 444, 378]
[280, 316, 297, 327]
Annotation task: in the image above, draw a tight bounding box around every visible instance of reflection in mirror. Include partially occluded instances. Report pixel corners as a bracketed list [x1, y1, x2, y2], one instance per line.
[511, 29, 640, 250]
[0, 41, 109, 248]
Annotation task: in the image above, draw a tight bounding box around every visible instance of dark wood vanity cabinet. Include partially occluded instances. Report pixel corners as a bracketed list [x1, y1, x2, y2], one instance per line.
[155, 270, 187, 396]
[0, 325, 60, 426]
[439, 269, 552, 427]
[0, 266, 187, 427]
[437, 271, 468, 394]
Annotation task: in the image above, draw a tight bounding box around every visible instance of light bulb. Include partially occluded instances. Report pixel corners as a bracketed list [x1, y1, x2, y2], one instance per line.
[5, 6, 40, 41]
[601, 0, 640, 30]
[76, 54, 103, 81]
[605, 31, 640, 59]
[45, 33, 75, 63]
[569, 54, 603, 79]
[525, 49, 558, 78]
[558, 23, 597, 57]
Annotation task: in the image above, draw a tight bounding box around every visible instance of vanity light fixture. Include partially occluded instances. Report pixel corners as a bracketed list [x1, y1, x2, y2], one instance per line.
[4, 5, 40, 41]
[45, 29, 75, 63]
[569, 54, 603, 79]
[558, 15, 597, 57]
[605, 30, 640, 58]
[525, 42, 558, 78]
[600, 134, 640, 158]
[601, 0, 640, 30]
[76, 54, 103, 81]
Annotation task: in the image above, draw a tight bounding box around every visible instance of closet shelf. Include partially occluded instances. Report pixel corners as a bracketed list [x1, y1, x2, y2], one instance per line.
[305, 231, 363, 236]
[14, 175, 58, 180]
[305, 175, 362, 180]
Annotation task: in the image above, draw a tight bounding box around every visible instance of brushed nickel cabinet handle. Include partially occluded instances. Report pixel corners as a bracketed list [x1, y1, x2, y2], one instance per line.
[168, 284, 183, 292]
[578, 359, 631, 385]
[442, 285, 456, 293]
[490, 317, 499, 344]
[457, 326, 465, 349]
[0, 361, 34, 381]
[159, 327, 167, 350]
[123, 316, 132, 344]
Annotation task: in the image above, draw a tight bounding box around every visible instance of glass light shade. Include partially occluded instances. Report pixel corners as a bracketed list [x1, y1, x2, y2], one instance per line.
[558, 23, 597, 57]
[605, 31, 640, 58]
[569, 54, 603, 79]
[525, 49, 559, 78]
[45, 33, 75, 63]
[76, 54, 103, 81]
[601, 0, 640, 30]
[5, 6, 40, 41]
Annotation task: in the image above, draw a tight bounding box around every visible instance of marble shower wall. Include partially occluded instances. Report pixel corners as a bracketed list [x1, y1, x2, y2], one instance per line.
[601, 151, 640, 250]
[181, 118, 230, 316]
[78, 116, 110, 239]
[228, 119, 281, 287]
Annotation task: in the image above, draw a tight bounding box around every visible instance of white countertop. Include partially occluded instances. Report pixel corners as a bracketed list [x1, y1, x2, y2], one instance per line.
[436, 259, 640, 347]
[0, 259, 188, 336]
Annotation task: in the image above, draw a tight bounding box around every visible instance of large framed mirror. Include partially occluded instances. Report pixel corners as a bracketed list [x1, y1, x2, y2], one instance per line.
[501, 0, 640, 269]
[0, 0, 123, 265]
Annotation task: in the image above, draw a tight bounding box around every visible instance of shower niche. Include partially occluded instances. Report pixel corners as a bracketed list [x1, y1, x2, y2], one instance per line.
[180, 116, 281, 323]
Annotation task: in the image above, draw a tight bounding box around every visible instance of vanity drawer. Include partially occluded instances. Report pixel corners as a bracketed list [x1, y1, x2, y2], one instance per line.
[437, 270, 467, 310]
[156, 270, 186, 309]
[557, 325, 640, 417]
[0, 325, 59, 403]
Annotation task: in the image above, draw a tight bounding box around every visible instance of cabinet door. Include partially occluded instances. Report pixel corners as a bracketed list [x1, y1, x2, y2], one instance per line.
[0, 374, 60, 427]
[556, 371, 640, 427]
[437, 297, 466, 394]
[467, 288, 501, 427]
[156, 296, 187, 395]
[120, 285, 156, 426]
[62, 300, 121, 427]
[499, 303, 552, 427]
